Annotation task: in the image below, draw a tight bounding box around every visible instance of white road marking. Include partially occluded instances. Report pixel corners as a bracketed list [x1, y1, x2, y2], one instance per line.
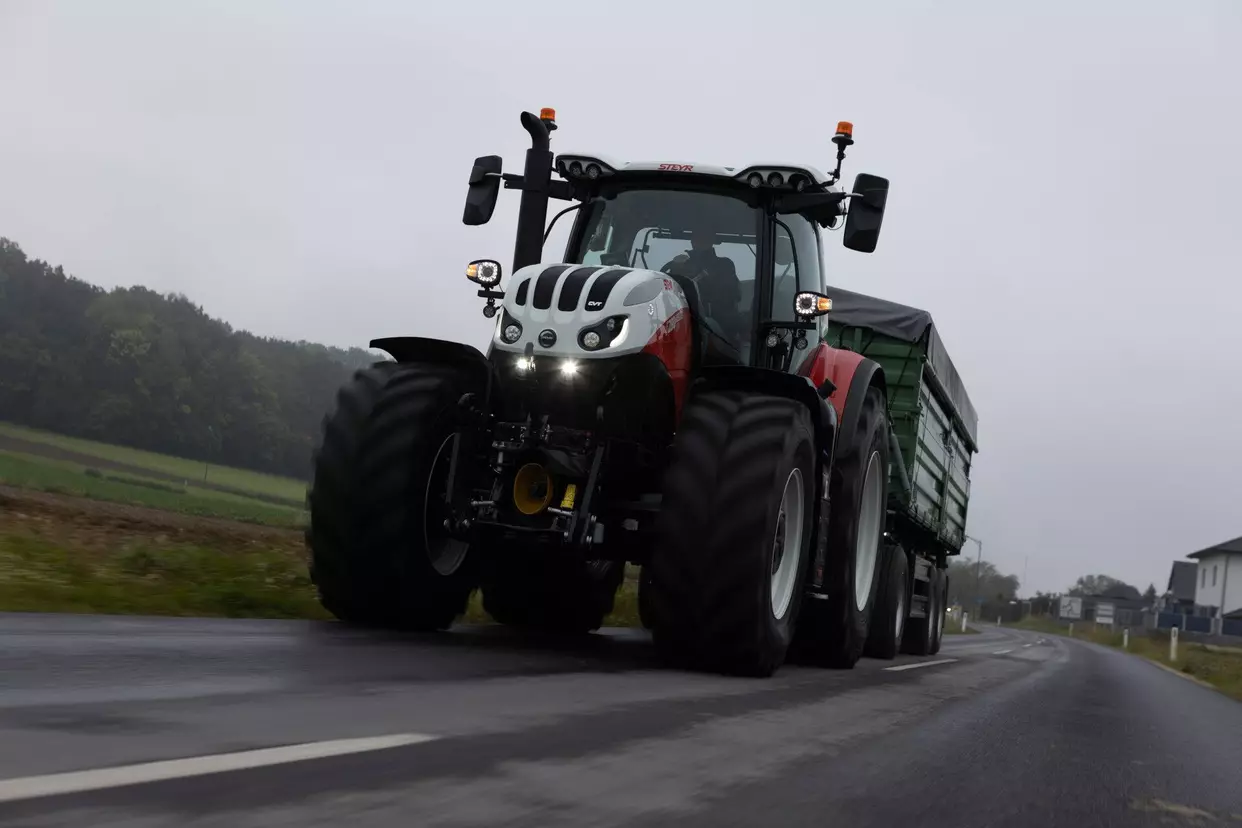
[0, 733, 438, 804]
[993, 649, 1015, 655]
[884, 658, 958, 672]
[1023, 644, 1032, 648]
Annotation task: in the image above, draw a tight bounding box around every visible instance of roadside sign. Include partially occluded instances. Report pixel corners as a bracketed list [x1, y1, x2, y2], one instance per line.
[1096, 602, 1115, 626]
[1059, 596, 1082, 619]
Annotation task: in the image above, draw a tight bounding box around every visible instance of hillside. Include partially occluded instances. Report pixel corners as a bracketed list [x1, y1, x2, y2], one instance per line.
[0, 238, 376, 479]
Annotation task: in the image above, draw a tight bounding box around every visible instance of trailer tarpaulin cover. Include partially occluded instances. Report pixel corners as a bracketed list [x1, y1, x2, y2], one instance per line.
[824, 284, 979, 450]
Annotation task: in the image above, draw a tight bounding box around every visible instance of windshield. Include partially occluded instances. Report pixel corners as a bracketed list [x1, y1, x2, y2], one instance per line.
[568, 188, 759, 358]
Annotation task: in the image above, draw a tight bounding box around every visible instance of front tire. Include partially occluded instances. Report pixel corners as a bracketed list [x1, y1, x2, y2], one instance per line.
[647, 391, 816, 677]
[307, 362, 477, 631]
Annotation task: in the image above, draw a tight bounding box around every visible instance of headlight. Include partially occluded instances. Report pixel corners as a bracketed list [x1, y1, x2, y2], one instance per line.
[466, 259, 502, 287]
[579, 315, 628, 351]
[502, 323, 522, 343]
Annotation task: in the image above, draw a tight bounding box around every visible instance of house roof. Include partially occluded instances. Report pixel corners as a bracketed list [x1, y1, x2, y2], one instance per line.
[1187, 536, 1242, 559]
[1168, 560, 1197, 600]
[1099, 583, 1143, 602]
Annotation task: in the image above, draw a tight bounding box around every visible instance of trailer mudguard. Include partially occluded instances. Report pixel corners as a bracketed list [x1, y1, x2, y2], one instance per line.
[369, 336, 497, 401]
[692, 365, 838, 454]
[797, 343, 886, 461]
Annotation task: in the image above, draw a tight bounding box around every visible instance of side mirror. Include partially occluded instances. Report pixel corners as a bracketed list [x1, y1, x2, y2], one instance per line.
[843, 173, 889, 253]
[463, 155, 503, 226]
[794, 291, 832, 319]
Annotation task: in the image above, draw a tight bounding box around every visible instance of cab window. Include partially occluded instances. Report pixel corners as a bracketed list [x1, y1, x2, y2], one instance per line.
[772, 215, 824, 371]
[568, 188, 760, 363]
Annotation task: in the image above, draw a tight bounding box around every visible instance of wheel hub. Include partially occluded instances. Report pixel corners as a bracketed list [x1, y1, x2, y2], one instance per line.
[770, 468, 805, 621]
[853, 450, 883, 612]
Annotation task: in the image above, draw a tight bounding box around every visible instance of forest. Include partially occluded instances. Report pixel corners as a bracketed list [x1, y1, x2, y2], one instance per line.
[0, 238, 377, 479]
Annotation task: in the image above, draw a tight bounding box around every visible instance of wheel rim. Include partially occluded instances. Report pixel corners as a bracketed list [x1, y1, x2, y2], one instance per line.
[853, 450, 884, 612]
[770, 467, 805, 621]
[424, 434, 469, 577]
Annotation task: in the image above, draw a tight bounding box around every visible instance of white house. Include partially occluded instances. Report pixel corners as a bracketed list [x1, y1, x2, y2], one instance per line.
[1189, 536, 1242, 618]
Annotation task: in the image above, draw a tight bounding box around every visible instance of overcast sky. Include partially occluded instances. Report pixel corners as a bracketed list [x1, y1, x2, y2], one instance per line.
[2, 0, 1239, 595]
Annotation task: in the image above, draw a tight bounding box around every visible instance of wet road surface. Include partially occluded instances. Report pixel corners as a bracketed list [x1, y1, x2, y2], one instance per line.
[1, 613, 1240, 827]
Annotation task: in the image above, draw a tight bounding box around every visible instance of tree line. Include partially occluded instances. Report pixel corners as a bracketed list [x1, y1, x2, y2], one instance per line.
[0, 238, 377, 479]
[945, 559, 1156, 618]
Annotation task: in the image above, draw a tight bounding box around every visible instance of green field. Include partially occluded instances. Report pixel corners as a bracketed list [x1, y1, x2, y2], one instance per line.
[0, 532, 329, 619]
[0, 450, 304, 527]
[0, 423, 643, 628]
[0, 421, 305, 503]
[0, 421, 307, 527]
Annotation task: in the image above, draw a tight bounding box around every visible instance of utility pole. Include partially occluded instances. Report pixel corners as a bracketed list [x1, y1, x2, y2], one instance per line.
[964, 535, 984, 611]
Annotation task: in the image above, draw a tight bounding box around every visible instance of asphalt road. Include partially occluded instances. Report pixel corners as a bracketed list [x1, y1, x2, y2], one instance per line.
[1, 614, 1240, 828]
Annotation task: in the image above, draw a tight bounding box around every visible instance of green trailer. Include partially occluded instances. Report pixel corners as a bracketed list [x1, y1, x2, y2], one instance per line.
[824, 286, 979, 560]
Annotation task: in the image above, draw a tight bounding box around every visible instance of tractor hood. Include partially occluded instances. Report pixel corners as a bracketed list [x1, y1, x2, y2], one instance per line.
[491, 263, 689, 361]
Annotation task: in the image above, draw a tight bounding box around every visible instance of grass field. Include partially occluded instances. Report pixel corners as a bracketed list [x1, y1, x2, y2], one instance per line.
[0, 450, 305, 527]
[1011, 616, 1242, 702]
[0, 421, 305, 503]
[0, 483, 641, 626]
[0, 421, 307, 528]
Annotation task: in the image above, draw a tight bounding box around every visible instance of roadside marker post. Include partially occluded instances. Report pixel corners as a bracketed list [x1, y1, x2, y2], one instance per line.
[1123, 628, 1129, 650]
[962, 612, 968, 632]
[1170, 627, 1179, 662]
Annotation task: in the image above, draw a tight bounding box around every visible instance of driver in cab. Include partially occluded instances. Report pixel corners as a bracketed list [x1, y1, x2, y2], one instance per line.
[663, 227, 744, 349]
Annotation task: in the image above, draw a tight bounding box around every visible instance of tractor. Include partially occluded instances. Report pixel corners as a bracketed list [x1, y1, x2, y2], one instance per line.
[306, 107, 925, 677]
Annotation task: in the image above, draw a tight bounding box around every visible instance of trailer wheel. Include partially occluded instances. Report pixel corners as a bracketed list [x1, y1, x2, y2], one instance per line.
[902, 567, 938, 656]
[307, 362, 478, 631]
[863, 544, 909, 660]
[930, 569, 947, 654]
[481, 558, 623, 633]
[795, 385, 889, 668]
[647, 390, 815, 677]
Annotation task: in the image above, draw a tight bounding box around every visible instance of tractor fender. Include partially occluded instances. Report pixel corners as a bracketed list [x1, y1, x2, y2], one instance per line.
[369, 336, 497, 402]
[796, 344, 886, 463]
[692, 365, 838, 456]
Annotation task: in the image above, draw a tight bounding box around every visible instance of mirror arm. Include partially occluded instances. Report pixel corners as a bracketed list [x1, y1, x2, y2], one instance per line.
[504, 174, 573, 202]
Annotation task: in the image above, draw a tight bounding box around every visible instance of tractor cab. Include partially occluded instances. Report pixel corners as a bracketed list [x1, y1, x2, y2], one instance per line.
[462, 110, 890, 380]
[558, 172, 829, 371]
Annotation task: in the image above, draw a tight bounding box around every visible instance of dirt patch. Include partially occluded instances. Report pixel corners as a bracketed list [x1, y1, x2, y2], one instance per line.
[0, 485, 303, 554]
[0, 433, 303, 507]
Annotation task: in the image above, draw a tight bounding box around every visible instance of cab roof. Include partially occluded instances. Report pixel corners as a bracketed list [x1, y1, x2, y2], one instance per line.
[554, 152, 843, 193]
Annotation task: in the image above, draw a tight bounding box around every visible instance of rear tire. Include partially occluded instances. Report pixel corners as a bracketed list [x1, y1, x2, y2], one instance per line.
[647, 390, 816, 677]
[902, 566, 938, 656]
[795, 385, 889, 668]
[307, 362, 477, 631]
[863, 544, 909, 660]
[481, 558, 624, 633]
[930, 568, 947, 654]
